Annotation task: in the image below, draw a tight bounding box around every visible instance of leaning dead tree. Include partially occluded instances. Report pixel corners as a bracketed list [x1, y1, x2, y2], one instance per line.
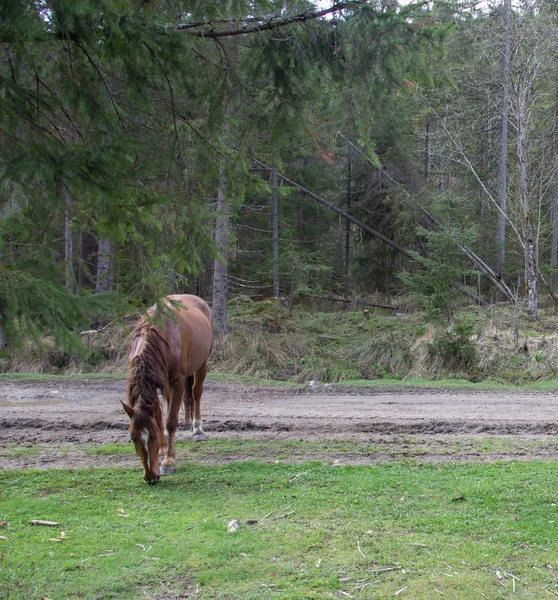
[253, 157, 489, 306]
[336, 132, 517, 304]
[252, 158, 416, 261]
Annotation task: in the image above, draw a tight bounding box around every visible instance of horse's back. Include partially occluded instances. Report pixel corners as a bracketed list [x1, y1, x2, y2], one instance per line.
[166, 294, 211, 321]
[163, 295, 213, 377]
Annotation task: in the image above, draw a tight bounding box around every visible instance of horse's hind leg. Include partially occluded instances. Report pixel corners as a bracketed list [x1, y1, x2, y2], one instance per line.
[160, 377, 184, 474]
[192, 363, 208, 442]
[184, 375, 194, 429]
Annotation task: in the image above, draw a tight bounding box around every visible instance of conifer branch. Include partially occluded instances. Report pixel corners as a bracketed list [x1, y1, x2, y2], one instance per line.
[72, 39, 129, 136]
[3, 43, 15, 81]
[35, 76, 85, 143]
[176, 116, 230, 162]
[163, 70, 181, 162]
[11, 103, 66, 147]
[173, 2, 364, 38]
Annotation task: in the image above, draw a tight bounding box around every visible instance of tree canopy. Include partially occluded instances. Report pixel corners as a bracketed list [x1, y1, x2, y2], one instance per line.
[2, 0, 555, 350]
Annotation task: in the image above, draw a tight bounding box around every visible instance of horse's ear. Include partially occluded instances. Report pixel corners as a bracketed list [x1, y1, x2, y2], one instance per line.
[121, 401, 134, 419]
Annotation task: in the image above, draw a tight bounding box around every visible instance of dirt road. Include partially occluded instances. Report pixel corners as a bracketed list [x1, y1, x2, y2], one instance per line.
[1, 379, 558, 470]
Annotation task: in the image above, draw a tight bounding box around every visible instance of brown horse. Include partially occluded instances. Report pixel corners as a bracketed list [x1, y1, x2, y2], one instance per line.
[122, 294, 213, 484]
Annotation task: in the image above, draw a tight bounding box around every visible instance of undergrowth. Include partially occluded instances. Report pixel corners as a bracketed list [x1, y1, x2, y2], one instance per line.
[4, 296, 558, 385]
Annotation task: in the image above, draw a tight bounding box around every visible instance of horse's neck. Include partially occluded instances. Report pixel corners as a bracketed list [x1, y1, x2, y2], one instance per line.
[127, 322, 169, 412]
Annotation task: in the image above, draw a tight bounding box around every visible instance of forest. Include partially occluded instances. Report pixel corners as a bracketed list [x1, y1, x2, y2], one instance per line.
[6, 7, 558, 597]
[1, 0, 558, 370]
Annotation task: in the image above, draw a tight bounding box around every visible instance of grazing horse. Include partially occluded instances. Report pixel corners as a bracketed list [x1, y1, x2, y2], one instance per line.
[122, 294, 213, 484]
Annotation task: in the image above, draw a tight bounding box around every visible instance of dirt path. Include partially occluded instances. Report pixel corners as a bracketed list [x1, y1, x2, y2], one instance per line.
[1, 379, 558, 470]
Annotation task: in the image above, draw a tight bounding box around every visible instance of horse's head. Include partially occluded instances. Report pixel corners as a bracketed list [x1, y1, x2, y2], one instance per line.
[121, 401, 163, 484]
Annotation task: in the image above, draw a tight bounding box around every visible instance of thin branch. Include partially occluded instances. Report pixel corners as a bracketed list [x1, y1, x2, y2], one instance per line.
[176, 116, 229, 162]
[73, 39, 129, 135]
[35, 76, 84, 142]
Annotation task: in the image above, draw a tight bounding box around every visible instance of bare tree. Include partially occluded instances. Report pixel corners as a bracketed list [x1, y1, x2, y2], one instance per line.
[271, 151, 280, 298]
[95, 237, 114, 294]
[56, 179, 74, 293]
[423, 4, 558, 319]
[497, 0, 511, 274]
[552, 94, 558, 290]
[212, 165, 229, 335]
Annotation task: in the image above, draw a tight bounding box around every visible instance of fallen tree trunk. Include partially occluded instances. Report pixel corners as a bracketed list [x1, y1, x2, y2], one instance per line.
[297, 293, 403, 310]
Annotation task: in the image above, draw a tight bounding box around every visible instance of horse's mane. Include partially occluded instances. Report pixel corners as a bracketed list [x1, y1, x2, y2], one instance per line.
[126, 319, 170, 437]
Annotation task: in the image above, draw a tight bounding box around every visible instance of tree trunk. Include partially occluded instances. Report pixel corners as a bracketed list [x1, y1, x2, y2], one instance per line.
[271, 151, 280, 298]
[518, 96, 537, 320]
[343, 144, 351, 302]
[525, 216, 538, 321]
[57, 179, 74, 293]
[424, 119, 430, 180]
[552, 168, 558, 293]
[95, 236, 113, 294]
[552, 84, 558, 292]
[496, 0, 511, 275]
[212, 165, 229, 334]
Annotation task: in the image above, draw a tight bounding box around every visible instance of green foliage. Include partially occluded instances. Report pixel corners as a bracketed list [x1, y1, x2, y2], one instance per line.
[427, 317, 478, 374]
[399, 220, 479, 324]
[0, 0, 508, 355]
[0, 261, 117, 353]
[0, 0, 224, 342]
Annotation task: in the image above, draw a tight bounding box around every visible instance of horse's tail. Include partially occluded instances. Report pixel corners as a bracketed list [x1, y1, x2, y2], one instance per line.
[127, 323, 170, 432]
[184, 375, 194, 425]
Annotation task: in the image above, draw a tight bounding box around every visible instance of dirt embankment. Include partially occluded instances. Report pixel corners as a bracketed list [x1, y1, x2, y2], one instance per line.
[1, 379, 558, 470]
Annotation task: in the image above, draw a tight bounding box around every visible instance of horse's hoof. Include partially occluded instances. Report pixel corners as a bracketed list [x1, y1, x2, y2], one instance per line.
[193, 433, 207, 442]
[160, 465, 175, 476]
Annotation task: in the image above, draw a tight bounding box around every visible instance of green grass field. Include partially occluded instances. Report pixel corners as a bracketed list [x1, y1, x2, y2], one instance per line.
[2, 458, 558, 599]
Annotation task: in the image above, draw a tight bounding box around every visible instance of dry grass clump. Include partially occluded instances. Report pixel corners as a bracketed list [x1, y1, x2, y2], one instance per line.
[6, 299, 558, 385]
[209, 331, 307, 380]
[405, 314, 558, 383]
[474, 329, 558, 383]
[342, 333, 414, 379]
[0, 324, 130, 375]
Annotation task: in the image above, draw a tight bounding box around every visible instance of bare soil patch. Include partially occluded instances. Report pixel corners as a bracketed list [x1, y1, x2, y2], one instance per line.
[1, 379, 558, 470]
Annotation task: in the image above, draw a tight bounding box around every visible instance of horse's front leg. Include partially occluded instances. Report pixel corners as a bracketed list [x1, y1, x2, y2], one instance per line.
[160, 377, 184, 474]
[158, 390, 170, 465]
[192, 363, 208, 442]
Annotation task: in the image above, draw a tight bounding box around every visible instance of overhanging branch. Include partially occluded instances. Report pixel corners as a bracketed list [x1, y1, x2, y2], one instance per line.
[173, 2, 363, 37]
